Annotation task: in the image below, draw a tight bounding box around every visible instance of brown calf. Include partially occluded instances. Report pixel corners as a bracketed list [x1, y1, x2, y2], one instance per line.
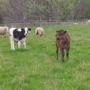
[55, 30, 70, 62]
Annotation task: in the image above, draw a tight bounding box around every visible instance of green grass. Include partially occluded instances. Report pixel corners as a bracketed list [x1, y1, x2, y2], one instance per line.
[0, 25, 90, 90]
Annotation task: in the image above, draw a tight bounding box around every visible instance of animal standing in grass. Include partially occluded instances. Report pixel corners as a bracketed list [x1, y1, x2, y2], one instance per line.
[35, 27, 44, 37]
[87, 19, 90, 25]
[0, 26, 9, 38]
[55, 30, 70, 62]
[9, 27, 31, 50]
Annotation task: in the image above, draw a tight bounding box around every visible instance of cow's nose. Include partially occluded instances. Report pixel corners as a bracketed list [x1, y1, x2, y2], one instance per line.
[56, 38, 60, 40]
[28, 31, 30, 34]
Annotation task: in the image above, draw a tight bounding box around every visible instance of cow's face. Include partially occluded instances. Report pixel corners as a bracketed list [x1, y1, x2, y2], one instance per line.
[24, 27, 31, 34]
[55, 30, 67, 40]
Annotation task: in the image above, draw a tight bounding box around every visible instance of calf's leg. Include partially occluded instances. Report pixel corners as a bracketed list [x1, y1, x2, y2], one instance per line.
[56, 45, 58, 60]
[18, 41, 21, 48]
[10, 37, 15, 50]
[2, 35, 4, 38]
[60, 48, 64, 62]
[66, 48, 69, 61]
[23, 41, 26, 48]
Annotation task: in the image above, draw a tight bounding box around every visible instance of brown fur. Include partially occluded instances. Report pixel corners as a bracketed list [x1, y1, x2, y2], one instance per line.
[55, 30, 70, 62]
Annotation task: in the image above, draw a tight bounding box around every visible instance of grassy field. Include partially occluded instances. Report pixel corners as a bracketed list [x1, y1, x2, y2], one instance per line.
[0, 25, 90, 90]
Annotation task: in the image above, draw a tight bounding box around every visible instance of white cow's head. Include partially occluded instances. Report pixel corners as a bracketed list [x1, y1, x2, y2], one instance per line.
[24, 27, 31, 35]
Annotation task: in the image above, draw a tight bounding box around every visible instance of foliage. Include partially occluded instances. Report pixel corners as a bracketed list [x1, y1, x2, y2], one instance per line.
[1, 0, 90, 22]
[0, 25, 90, 90]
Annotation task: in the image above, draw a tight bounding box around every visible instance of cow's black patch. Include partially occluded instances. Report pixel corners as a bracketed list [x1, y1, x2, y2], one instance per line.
[28, 28, 31, 31]
[13, 29, 26, 40]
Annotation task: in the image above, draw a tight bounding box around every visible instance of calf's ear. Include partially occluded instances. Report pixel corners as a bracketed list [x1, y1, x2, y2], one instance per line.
[64, 31, 67, 33]
[56, 30, 59, 33]
[28, 28, 31, 31]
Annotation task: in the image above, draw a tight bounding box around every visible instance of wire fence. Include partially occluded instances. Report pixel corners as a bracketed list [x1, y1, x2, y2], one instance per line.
[0, 19, 88, 27]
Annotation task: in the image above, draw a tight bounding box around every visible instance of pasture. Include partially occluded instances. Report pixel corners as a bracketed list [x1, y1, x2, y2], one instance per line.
[0, 25, 90, 90]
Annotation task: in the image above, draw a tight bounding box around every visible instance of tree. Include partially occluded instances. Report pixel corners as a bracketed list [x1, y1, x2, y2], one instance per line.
[1, 0, 90, 23]
[0, 0, 8, 23]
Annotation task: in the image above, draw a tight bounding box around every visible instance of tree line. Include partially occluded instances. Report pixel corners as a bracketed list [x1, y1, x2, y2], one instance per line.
[0, 0, 90, 23]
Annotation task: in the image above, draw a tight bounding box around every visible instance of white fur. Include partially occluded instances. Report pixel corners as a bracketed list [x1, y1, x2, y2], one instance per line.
[87, 19, 90, 24]
[88, 20, 90, 23]
[18, 29, 22, 32]
[0, 26, 9, 38]
[35, 27, 44, 37]
[86, 19, 90, 25]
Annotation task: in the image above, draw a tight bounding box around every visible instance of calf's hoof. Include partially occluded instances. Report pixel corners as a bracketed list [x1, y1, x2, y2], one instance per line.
[11, 49, 15, 50]
[62, 60, 64, 62]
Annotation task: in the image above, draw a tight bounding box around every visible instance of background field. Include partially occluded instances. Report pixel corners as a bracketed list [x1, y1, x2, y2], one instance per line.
[0, 25, 90, 90]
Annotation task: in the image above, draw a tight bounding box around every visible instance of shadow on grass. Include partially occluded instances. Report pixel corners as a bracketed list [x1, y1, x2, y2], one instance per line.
[15, 48, 30, 52]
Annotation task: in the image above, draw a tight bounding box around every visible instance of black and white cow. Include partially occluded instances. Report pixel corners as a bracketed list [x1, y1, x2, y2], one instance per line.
[9, 27, 31, 50]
